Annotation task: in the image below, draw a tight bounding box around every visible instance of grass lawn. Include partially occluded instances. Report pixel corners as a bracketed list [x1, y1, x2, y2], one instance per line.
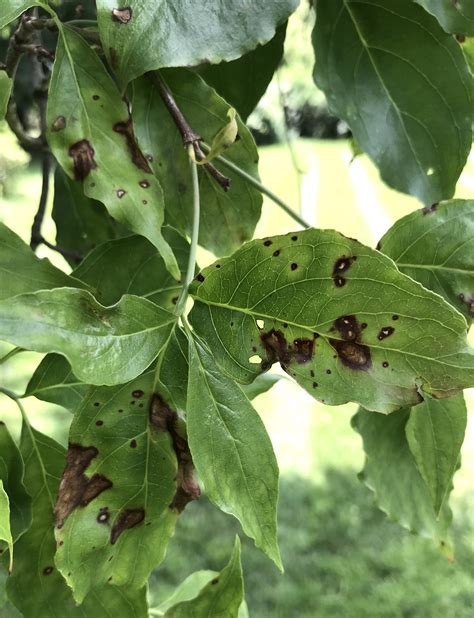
[0, 137, 473, 617]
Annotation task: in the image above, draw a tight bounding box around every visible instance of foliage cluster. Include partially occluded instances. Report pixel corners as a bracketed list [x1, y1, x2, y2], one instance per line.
[0, 1, 473, 616]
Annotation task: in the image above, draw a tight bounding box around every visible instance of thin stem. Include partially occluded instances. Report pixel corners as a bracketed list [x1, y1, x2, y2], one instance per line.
[175, 145, 201, 317]
[30, 152, 52, 250]
[39, 237, 83, 262]
[5, 100, 44, 153]
[65, 19, 98, 27]
[67, 25, 101, 45]
[150, 71, 231, 191]
[0, 347, 24, 366]
[151, 72, 201, 144]
[206, 147, 311, 229]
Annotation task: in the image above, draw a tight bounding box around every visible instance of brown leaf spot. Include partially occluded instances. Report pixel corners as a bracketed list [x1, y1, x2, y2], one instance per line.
[97, 507, 110, 524]
[43, 566, 54, 576]
[111, 7, 132, 24]
[55, 444, 112, 528]
[69, 140, 97, 181]
[291, 235, 298, 241]
[330, 340, 372, 371]
[139, 180, 150, 188]
[263, 240, 272, 246]
[332, 256, 356, 288]
[113, 119, 152, 173]
[195, 273, 205, 282]
[330, 315, 371, 371]
[92, 94, 100, 101]
[110, 508, 144, 544]
[382, 362, 389, 368]
[293, 338, 315, 364]
[95, 420, 104, 427]
[132, 390, 144, 399]
[130, 439, 137, 448]
[378, 326, 395, 341]
[291, 263, 298, 271]
[149, 395, 200, 512]
[116, 189, 126, 198]
[51, 116, 66, 132]
[260, 329, 315, 369]
[273, 250, 281, 257]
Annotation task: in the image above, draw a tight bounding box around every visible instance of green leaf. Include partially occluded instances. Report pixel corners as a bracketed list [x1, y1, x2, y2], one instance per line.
[187, 334, 281, 569]
[378, 200, 474, 323]
[0, 288, 176, 385]
[0, 481, 13, 573]
[131, 69, 262, 257]
[406, 393, 467, 515]
[0, 422, 31, 542]
[0, 2, 35, 29]
[241, 374, 281, 401]
[415, 0, 474, 35]
[313, 0, 473, 205]
[189, 229, 474, 413]
[352, 407, 453, 548]
[46, 25, 180, 279]
[54, 367, 196, 603]
[165, 536, 244, 618]
[6, 424, 147, 617]
[197, 24, 287, 121]
[96, 0, 299, 87]
[0, 222, 85, 301]
[24, 354, 88, 411]
[0, 72, 12, 121]
[72, 228, 189, 310]
[157, 570, 218, 614]
[52, 167, 118, 266]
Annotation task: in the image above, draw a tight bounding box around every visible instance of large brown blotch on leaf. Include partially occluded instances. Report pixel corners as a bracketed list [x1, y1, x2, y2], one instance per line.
[55, 443, 112, 528]
[149, 394, 200, 512]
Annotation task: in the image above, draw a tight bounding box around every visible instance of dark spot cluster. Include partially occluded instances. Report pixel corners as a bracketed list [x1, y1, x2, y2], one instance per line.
[332, 256, 357, 288]
[260, 329, 315, 372]
[69, 139, 97, 180]
[329, 315, 371, 371]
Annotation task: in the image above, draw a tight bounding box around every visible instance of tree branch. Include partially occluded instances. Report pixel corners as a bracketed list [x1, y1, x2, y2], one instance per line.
[30, 152, 52, 250]
[150, 71, 231, 191]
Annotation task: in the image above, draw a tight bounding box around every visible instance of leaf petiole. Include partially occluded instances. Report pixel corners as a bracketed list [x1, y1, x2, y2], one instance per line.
[175, 145, 201, 317]
[201, 144, 311, 229]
